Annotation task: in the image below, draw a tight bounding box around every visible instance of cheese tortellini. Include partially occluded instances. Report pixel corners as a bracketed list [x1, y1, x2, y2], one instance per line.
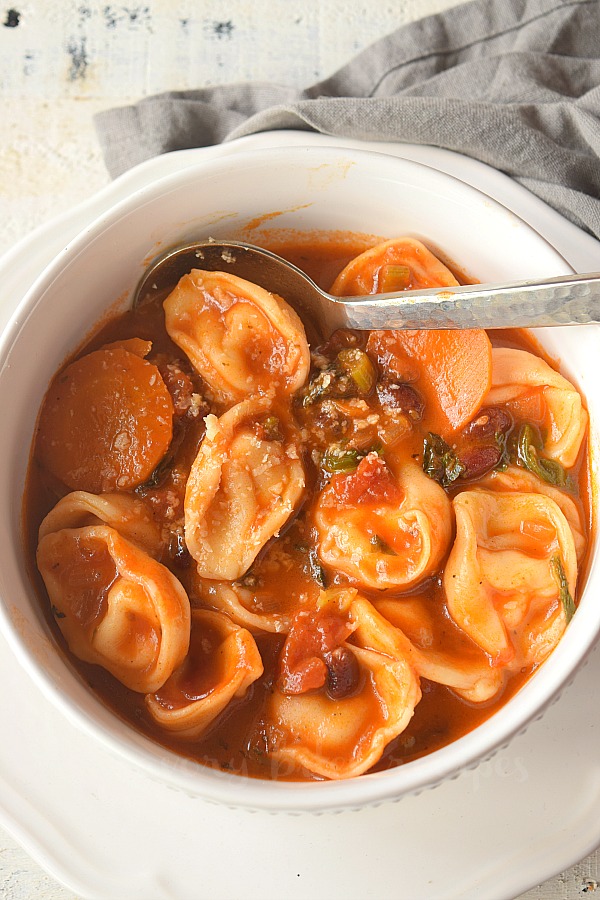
[267, 589, 421, 779]
[444, 489, 577, 668]
[479, 466, 587, 563]
[164, 269, 310, 404]
[145, 609, 263, 739]
[487, 348, 588, 467]
[375, 597, 505, 703]
[330, 236, 459, 295]
[38, 490, 164, 557]
[37, 523, 190, 693]
[185, 396, 305, 581]
[200, 582, 293, 634]
[314, 457, 452, 591]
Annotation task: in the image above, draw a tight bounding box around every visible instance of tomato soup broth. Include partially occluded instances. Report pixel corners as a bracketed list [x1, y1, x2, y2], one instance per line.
[25, 233, 591, 781]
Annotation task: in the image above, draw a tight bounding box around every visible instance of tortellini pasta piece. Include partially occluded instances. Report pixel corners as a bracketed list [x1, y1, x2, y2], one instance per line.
[185, 396, 305, 581]
[486, 348, 588, 467]
[193, 537, 320, 634]
[444, 490, 577, 668]
[145, 609, 263, 739]
[330, 237, 459, 295]
[479, 466, 587, 563]
[314, 456, 452, 591]
[37, 524, 190, 692]
[375, 598, 504, 703]
[202, 582, 291, 634]
[164, 269, 310, 404]
[267, 589, 421, 779]
[38, 490, 163, 557]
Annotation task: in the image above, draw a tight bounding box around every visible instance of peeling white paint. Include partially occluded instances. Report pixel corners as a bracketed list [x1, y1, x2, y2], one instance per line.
[0, 0, 466, 254]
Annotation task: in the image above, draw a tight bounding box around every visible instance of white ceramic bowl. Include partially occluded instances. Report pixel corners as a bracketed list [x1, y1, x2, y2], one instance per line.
[0, 145, 597, 813]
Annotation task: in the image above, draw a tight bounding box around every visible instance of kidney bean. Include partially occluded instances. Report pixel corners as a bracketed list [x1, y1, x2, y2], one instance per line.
[376, 382, 425, 420]
[167, 528, 192, 567]
[318, 329, 364, 358]
[465, 406, 513, 440]
[324, 646, 360, 699]
[161, 363, 196, 416]
[459, 445, 503, 480]
[153, 355, 209, 419]
[455, 406, 513, 482]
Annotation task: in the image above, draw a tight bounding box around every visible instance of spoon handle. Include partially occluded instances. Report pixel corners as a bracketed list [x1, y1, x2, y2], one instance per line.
[335, 272, 600, 330]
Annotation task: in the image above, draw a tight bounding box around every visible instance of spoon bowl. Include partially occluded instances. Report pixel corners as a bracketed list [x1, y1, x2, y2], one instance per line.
[134, 239, 600, 338]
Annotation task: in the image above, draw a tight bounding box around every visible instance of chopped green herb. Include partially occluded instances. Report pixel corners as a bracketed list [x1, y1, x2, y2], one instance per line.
[370, 534, 397, 555]
[309, 549, 327, 587]
[422, 432, 465, 488]
[301, 367, 342, 407]
[515, 424, 567, 486]
[550, 556, 576, 623]
[494, 429, 510, 472]
[322, 446, 362, 473]
[301, 349, 375, 407]
[336, 348, 376, 394]
[261, 415, 282, 441]
[295, 542, 327, 587]
[322, 441, 382, 474]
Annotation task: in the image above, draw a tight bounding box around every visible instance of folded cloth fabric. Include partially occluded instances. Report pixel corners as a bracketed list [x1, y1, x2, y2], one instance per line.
[95, 0, 600, 239]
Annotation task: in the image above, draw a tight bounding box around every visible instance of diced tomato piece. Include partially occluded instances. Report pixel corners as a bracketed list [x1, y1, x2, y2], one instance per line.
[278, 608, 353, 695]
[330, 453, 402, 507]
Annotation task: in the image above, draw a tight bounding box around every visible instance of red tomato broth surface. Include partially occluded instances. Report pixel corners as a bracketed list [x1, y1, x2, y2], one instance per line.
[23, 231, 592, 782]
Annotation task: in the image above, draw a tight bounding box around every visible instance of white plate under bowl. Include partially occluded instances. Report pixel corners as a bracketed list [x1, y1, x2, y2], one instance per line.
[0, 134, 599, 897]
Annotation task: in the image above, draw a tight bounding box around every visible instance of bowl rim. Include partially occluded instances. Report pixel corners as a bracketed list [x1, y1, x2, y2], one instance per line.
[0, 142, 596, 813]
[0, 142, 573, 357]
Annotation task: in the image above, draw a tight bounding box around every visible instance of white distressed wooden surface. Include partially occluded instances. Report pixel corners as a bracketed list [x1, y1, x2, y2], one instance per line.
[0, 1, 598, 897]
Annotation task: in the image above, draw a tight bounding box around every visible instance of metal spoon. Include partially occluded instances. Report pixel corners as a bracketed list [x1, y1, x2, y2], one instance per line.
[134, 239, 600, 338]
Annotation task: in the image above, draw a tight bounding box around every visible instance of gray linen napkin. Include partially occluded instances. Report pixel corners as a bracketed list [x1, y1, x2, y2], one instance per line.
[95, 0, 600, 240]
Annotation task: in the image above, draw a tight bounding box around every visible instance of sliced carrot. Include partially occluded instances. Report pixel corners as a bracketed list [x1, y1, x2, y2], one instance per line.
[36, 347, 173, 492]
[101, 337, 152, 358]
[331, 238, 490, 435]
[367, 329, 492, 435]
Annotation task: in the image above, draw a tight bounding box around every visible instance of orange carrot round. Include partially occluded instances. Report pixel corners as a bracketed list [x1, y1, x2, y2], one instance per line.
[101, 337, 152, 358]
[36, 347, 174, 492]
[331, 238, 492, 435]
[367, 329, 492, 434]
